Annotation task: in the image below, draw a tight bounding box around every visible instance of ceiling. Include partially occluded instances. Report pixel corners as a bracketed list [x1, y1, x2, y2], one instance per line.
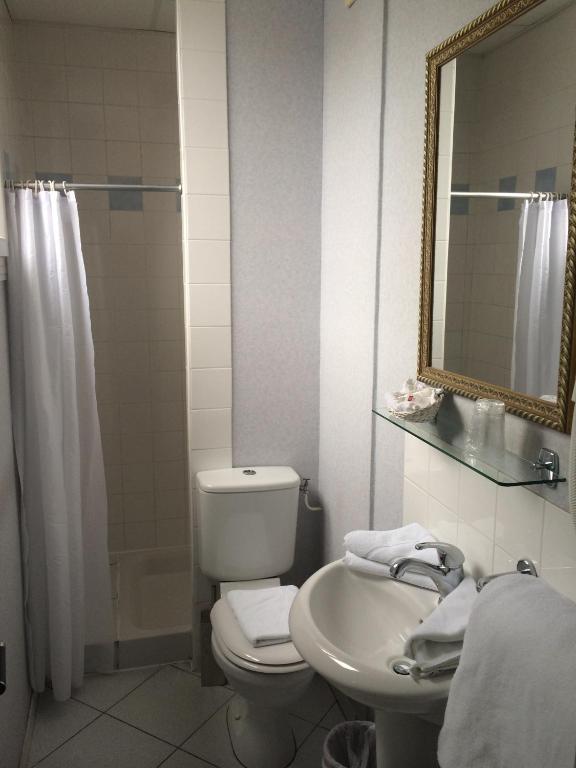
[2, 0, 175, 32]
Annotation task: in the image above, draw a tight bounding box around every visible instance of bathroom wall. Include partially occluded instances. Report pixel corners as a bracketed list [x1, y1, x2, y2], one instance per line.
[176, 0, 231, 619]
[319, 0, 385, 562]
[374, 0, 574, 553]
[402, 434, 576, 601]
[0, 15, 32, 765]
[226, 0, 324, 584]
[6, 21, 187, 553]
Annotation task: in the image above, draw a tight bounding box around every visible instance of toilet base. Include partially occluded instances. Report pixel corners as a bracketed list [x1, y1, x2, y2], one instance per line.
[226, 696, 296, 768]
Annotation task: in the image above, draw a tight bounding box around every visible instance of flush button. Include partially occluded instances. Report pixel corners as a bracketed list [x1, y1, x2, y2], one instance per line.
[243, 469, 256, 475]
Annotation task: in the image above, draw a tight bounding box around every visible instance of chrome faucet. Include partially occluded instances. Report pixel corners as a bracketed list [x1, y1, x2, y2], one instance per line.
[389, 542, 465, 599]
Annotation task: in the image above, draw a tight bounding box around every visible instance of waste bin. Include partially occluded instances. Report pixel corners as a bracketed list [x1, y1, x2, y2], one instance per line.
[322, 721, 376, 768]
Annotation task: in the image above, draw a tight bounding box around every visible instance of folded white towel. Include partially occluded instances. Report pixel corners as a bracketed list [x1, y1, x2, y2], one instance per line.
[438, 575, 576, 768]
[344, 523, 440, 567]
[227, 585, 298, 647]
[343, 551, 437, 592]
[404, 576, 477, 677]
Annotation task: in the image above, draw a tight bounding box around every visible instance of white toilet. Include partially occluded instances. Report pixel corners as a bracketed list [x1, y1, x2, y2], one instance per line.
[197, 466, 315, 768]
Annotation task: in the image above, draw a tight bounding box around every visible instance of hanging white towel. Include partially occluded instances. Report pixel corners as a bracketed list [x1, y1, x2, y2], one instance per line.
[344, 523, 439, 566]
[404, 577, 477, 677]
[438, 574, 576, 768]
[227, 586, 298, 647]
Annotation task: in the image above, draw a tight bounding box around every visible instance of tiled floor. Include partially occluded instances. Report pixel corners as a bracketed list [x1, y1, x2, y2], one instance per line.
[27, 663, 348, 768]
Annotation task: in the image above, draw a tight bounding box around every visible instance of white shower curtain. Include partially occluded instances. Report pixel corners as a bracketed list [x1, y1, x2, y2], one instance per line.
[5, 188, 114, 701]
[512, 199, 568, 399]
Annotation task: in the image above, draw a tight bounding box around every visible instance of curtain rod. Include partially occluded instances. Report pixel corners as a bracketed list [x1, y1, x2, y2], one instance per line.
[450, 190, 567, 201]
[5, 180, 182, 193]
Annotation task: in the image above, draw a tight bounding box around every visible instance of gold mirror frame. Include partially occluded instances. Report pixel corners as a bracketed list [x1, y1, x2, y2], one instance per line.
[418, 0, 576, 432]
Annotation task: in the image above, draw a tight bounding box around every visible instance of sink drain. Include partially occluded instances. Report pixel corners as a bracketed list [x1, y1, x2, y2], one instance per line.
[392, 661, 412, 676]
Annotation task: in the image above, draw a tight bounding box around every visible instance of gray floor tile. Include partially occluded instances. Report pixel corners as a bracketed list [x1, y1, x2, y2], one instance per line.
[72, 667, 159, 711]
[181, 700, 314, 768]
[29, 692, 100, 766]
[171, 661, 199, 676]
[35, 714, 173, 768]
[160, 750, 217, 768]
[289, 674, 335, 725]
[109, 664, 233, 746]
[319, 703, 346, 731]
[291, 728, 329, 768]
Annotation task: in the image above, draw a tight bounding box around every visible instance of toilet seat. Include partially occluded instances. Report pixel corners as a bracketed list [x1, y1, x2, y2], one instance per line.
[211, 597, 309, 675]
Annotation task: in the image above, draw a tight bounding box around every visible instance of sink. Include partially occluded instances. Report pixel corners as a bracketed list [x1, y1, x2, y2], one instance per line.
[289, 559, 452, 714]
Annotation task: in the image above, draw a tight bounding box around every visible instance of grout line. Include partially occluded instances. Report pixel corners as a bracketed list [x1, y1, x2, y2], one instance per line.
[70, 664, 162, 714]
[32, 712, 105, 767]
[176, 691, 235, 749]
[154, 747, 179, 768]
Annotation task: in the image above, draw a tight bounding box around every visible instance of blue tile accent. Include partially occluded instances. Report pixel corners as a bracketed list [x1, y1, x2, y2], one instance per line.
[535, 166, 557, 194]
[450, 183, 469, 215]
[498, 176, 516, 212]
[108, 175, 143, 211]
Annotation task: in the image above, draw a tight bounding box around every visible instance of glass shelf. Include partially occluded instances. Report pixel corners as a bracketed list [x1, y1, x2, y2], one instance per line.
[373, 409, 565, 487]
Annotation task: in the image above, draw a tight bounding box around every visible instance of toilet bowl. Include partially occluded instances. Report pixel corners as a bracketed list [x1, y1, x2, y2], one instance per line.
[196, 466, 314, 768]
[210, 596, 314, 768]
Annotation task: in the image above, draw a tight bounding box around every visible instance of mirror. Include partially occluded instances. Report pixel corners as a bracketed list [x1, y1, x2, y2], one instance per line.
[419, 0, 576, 432]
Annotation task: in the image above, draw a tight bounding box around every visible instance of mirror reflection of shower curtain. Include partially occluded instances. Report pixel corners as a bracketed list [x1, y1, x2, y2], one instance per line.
[5, 188, 114, 701]
[511, 199, 568, 399]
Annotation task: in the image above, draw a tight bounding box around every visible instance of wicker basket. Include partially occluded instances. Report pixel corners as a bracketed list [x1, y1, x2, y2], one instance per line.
[389, 392, 444, 423]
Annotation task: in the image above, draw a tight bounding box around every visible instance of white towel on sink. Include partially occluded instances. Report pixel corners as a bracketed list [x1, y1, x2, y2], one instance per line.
[438, 574, 576, 768]
[344, 524, 440, 567]
[404, 576, 477, 677]
[343, 551, 438, 591]
[227, 585, 298, 647]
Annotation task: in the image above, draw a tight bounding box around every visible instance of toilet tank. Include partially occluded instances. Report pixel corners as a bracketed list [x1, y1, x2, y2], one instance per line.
[196, 466, 300, 581]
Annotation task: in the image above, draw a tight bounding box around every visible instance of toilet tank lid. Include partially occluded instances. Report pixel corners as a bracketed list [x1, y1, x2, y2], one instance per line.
[196, 466, 300, 493]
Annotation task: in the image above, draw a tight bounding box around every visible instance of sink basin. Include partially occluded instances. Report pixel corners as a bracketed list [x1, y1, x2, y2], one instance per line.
[289, 559, 452, 714]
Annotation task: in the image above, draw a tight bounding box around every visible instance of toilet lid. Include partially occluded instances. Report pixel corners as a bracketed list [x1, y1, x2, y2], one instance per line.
[211, 598, 305, 668]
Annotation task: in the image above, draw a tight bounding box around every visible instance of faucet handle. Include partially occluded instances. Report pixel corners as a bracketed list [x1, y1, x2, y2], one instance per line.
[415, 541, 465, 569]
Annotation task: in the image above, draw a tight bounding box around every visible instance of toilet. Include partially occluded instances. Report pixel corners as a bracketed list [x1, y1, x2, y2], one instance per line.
[197, 466, 315, 768]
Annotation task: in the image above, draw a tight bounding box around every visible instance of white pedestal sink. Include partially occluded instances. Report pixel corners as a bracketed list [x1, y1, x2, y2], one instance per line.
[289, 560, 453, 768]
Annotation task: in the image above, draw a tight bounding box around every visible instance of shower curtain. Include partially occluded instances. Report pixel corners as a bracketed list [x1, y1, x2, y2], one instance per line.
[5, 188, 114, 701]
[511, 199, 568, 399]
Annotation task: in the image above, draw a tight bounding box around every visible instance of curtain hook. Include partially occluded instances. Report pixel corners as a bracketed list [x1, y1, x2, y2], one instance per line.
[49, 179, 55, 192]
[61, 180, 67, 195]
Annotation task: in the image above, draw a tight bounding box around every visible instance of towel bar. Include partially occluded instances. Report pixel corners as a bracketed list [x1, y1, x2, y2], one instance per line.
[476, 559, 538, 592]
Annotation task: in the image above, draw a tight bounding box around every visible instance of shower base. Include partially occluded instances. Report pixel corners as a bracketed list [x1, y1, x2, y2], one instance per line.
[110, 546, 193, 669]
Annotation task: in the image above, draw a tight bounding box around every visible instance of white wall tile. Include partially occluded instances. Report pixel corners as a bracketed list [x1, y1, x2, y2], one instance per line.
[458, 466, 497, 540]
[188, 408, 231, 449]
[184, 148, 229, 194]
[404, 434, 430, 491]
[185, 240, 230, 283]
[457, 520, 493, 578]
[181, 99, 228, 148]
[188, 368, 231, 410]
[428, 449, 459, 512]
[542, 502, 576, 569]
[428, 497, 458, 544]
[178, 49, 227, 100]
[178, 1, 226, 52]
[188, 447, 232, 479]
[186, 326, 231, 368]
[495, 485, 544, 565]
[185, 195, 230, 239]
[403, 478, 429, 528]
[186, 284, 230, 326]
